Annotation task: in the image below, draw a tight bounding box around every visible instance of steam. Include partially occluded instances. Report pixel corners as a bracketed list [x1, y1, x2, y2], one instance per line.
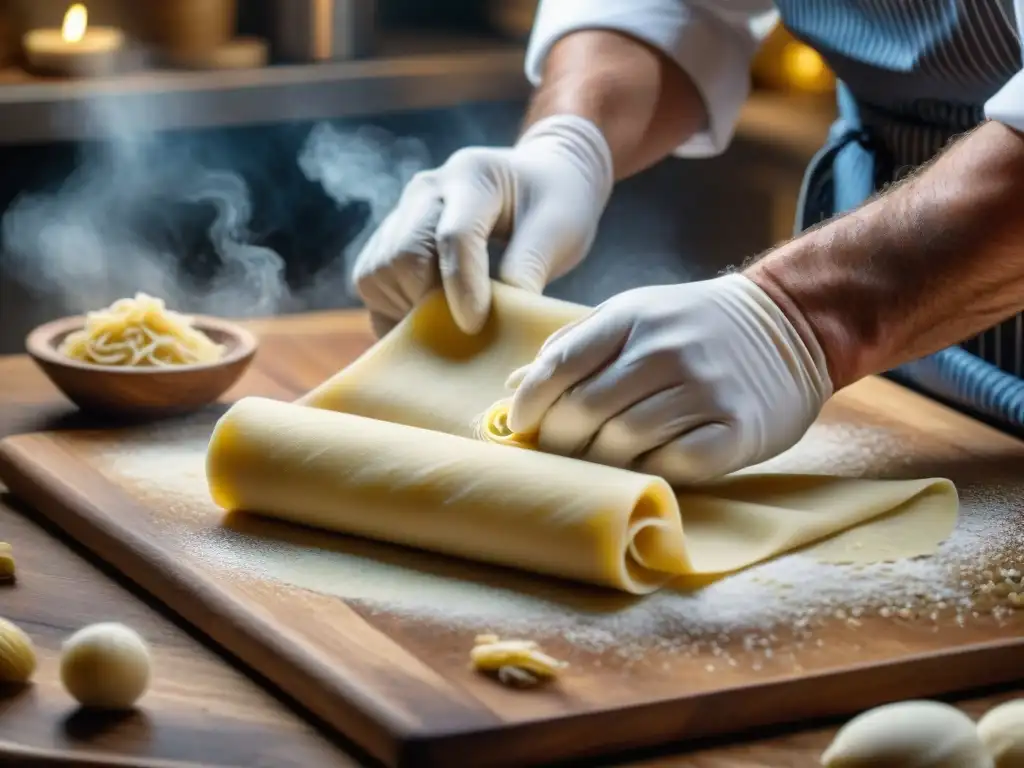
[297, 122, 429, 301]
[0, 93, 429, 318]
[183, 169, 286, 315]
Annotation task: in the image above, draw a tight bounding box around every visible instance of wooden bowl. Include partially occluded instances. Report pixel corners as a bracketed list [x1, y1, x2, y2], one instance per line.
[26, 315, 257, 419]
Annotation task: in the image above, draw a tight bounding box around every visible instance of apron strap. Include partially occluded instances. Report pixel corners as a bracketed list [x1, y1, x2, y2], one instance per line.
[794, 82, 894, 234]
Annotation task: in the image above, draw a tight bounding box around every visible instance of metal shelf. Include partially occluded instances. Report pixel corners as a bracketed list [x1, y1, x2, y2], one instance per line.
[0, 24, 835, 155]
[0, 32, 531, 144]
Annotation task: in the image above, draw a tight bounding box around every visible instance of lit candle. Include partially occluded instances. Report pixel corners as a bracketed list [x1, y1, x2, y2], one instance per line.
[23, 4, 124, 77]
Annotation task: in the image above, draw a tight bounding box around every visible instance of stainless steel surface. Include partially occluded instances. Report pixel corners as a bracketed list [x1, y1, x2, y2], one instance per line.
[0, 37, 831, 151]
[272, 0, 377, 63]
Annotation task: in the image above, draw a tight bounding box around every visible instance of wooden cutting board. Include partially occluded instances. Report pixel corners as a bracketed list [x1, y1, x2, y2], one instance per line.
[1, 376, 1024, 768]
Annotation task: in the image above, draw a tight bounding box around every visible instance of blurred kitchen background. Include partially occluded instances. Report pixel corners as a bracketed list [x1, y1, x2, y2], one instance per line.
[0, 0, 838, 353]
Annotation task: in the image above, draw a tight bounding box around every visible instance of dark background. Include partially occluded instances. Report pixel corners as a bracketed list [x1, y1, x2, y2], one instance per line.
[0, 1, 819, 353]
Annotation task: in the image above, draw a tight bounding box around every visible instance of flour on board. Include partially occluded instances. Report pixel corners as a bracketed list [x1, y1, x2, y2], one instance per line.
[92, 421, 1024, 660]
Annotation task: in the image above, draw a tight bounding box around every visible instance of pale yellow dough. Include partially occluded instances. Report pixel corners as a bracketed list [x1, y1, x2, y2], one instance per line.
[206, 282, 958, 594]
[977, 699, 1024, 768]
[821, 700, 992, 767]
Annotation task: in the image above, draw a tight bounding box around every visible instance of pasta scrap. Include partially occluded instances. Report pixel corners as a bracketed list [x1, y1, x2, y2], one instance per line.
[470, 634, 567, 688]
[59, 293, 225, 367]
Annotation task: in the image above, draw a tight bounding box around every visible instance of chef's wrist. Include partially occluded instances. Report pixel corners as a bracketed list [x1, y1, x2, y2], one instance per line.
[523, 29, 708, 180]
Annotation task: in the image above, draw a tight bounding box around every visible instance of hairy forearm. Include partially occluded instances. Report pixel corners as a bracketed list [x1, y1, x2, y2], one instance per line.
[524, 30, 707, 179]
[747, 120, 1024, 391]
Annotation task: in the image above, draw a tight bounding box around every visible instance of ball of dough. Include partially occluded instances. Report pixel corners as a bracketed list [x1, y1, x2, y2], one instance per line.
[821, 700, 993, 768]
[0, 616, 36, 683]
[60, 623, 151, 709]
[977, 700, 1024, 768]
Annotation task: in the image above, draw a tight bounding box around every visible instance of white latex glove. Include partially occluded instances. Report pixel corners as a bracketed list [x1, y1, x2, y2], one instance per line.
[352, 115, 614, 336]
[505, 274, 833, 485]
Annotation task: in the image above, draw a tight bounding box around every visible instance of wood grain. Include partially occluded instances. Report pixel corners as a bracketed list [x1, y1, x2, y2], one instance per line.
[0, 480, 355, 768]
[1, 310, 1023, 767]
[0, 311, 371, 768]
[0, 436, 503, 768]
[0, 739, 221, 768]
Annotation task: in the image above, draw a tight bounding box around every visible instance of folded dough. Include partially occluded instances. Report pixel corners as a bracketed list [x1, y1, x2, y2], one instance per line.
[206, 282, 958, 594]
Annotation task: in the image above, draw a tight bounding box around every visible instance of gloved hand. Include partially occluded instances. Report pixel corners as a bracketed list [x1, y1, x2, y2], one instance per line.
[505, 273, 833, 484]
[352, 115, 614, 336]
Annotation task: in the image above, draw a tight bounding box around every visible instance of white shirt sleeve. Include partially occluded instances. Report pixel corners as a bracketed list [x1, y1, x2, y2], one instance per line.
[983, 0, 1024, 131]
[524, 0, 779, 157]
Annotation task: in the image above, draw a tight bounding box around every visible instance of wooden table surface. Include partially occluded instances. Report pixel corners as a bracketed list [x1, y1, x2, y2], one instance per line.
[0, 309, 1018, 768]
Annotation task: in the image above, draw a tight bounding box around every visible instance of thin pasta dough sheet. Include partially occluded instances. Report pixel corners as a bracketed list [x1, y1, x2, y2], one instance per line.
[206, 282, 958, 594]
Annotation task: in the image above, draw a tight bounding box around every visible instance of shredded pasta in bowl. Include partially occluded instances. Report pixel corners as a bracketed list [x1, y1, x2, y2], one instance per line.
[26, 294, 256, 416]
[58, 293, 225, 368]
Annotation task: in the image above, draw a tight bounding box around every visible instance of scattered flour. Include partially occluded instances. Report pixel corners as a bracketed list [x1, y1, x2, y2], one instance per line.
[91, 420, 1024, 660]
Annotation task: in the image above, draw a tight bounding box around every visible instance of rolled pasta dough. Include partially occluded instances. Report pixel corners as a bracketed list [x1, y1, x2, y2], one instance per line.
[206, 282, 958, 594]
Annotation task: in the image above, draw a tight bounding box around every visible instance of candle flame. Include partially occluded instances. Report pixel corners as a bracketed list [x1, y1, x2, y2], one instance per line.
[62, 3, 88, 43]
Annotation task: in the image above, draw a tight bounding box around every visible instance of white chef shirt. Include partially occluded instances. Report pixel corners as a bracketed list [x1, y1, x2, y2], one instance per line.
[524, 0, 1024, 158]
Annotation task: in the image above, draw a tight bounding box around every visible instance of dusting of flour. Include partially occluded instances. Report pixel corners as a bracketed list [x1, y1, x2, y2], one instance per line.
[94, 421, 1024, 658]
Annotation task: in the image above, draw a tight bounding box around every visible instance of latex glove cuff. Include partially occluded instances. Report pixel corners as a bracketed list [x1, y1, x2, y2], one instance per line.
[732, 272, 834, 432]
[516, 114, 616, 210]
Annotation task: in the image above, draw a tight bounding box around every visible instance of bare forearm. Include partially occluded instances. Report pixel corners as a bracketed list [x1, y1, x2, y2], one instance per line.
[524, 30, 707, 179]
[747, 120, 1024, 391]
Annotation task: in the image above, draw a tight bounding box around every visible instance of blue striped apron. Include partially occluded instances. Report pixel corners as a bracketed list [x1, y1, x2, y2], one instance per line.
[778, 0, 1024, 431]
